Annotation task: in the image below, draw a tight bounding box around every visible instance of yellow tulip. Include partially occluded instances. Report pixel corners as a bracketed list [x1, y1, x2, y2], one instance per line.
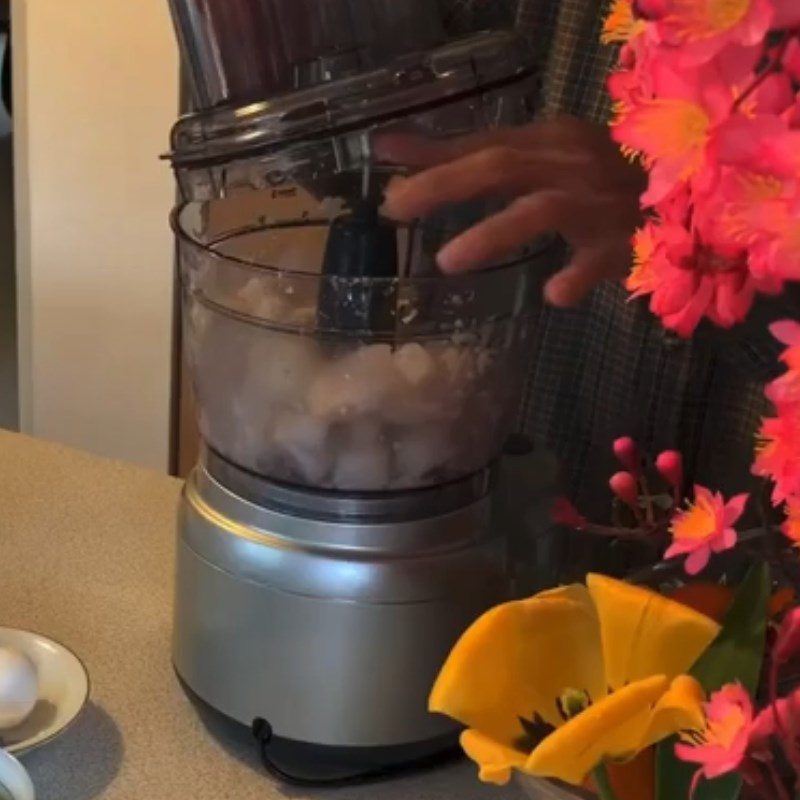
[429, 574, 719, 787]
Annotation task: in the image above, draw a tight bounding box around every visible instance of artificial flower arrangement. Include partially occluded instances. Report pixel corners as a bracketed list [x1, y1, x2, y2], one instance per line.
[429, 1, 800, 799]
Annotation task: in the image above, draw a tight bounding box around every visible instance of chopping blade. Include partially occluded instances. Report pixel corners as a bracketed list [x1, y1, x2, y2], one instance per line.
[317, 198, 399, 333]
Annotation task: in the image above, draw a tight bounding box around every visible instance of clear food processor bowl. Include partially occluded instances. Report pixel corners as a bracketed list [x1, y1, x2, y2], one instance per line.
[170, 30, 553, 493]
[176, 201, 553, 492]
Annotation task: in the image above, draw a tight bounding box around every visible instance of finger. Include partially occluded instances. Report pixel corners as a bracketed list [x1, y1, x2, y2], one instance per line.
[437, 191, 573, 273]
[373, 133, 465, 168]
[383, 146, 592, 221]
[374, 116, 597, 168]
[543, 245, 630, 307]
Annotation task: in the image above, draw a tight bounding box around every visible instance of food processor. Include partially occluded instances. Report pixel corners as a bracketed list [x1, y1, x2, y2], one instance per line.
[165, 0, 560, 783]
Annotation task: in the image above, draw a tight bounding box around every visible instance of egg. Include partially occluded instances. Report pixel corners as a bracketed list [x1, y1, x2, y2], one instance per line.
[0, 648, 38, 730]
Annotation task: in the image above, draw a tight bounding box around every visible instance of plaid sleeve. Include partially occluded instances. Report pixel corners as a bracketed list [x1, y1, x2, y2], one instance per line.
[515, 0, 617, 122]
[441, 0, 616, 122]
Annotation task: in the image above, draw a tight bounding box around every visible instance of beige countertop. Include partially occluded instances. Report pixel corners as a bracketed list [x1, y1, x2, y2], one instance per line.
[0, 431, 522, 800]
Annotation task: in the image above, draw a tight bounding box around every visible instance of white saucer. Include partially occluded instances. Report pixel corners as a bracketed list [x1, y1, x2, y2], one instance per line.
[0, 628, 89, 755]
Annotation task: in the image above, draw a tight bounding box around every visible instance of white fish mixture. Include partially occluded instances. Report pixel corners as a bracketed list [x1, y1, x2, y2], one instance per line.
[186, 277, 528, 491]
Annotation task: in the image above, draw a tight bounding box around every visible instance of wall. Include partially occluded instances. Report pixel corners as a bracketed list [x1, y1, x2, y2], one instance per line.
[12, 0, 178, 470]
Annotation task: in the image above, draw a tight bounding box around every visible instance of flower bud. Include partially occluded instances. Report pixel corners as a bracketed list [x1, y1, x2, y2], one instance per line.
[656, 450, 684, 489]
[613, 437, 640, 473]
[610, 471, 640, 510]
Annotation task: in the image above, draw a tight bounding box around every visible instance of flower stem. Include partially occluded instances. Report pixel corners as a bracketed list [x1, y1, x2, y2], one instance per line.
[764, 756, 792, 800]
[583, 522, 652, 541]
[639, 474, 656, 525]
[592, 763, 620, 800]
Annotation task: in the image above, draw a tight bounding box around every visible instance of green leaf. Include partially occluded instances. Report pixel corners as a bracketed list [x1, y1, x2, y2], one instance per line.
[691, 563, 770, 694]
[656, 563, 771, 800]
[656, 748, 741, 800]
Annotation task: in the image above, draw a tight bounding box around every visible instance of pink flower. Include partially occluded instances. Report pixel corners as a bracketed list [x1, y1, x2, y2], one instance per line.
[610, 471, 640, 510]
[656, 450, 684, 488]
[752, 407, 800, 505]
[746, 210, 800, 284]
[766, 371, 800, 413]
[675, 683, 755, 795]
[760, 325, 800, 490]
[749, 73, 796, 116]
[699, 259, 770, 328]
[612, 58, 736, 204]
[774, 607, 800, 665]
[551, 497, 587, 530]
[765, 323, 800, 415]
[708, 117, 800, 284]
[634, 0, 773, 65]
[773, 1, 800, 28]
[788, 97, 800, 129]
[748, 688, 800, 754]
[712, 114, 798, 178]
[607, 62, 640, 111]
[607, 45, 649, 109]
[627, 216, 770, 336]
[784, 39, 800, 82]
[666, 486, 748, 575]
[772, 320, 800, 374]
[606, 22, 659, 109]
[613, 437, 640, 472]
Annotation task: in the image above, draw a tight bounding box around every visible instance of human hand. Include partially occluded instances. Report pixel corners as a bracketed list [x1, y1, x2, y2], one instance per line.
[377, 116, 646, 307]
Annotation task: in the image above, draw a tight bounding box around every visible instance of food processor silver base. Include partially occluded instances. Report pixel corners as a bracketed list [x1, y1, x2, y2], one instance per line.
[172, 449, 551, 782]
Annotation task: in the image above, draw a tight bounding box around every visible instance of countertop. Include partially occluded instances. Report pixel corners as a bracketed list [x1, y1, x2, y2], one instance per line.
[0, 431, 522, 800]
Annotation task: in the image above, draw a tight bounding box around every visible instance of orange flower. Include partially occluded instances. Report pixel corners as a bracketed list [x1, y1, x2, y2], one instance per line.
[669, 583, 734, 623]
[671, 582, 795, 621]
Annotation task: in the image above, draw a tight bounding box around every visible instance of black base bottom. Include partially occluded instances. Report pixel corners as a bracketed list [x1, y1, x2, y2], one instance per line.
[176, 671, 461, 786]
[252, 717, 461, 786]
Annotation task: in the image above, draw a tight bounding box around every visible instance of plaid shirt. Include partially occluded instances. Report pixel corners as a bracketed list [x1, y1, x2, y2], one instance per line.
[442, 0, 793, 525]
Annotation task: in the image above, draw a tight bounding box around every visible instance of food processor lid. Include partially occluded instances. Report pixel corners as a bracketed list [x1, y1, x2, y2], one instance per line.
[167, 30, 537, 169]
